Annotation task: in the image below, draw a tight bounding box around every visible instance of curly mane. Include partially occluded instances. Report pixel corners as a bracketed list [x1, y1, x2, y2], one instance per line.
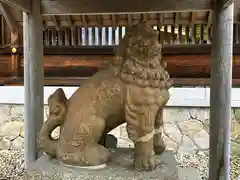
[111, 22, 173, 89]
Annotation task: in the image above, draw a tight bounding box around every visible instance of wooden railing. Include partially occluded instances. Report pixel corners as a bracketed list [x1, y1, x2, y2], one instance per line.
[42, 24, 240, 46]
[0, 12, 239, 47]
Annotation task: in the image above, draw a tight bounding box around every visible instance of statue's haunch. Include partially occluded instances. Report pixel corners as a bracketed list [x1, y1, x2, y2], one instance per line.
[39, 21, 172, 171]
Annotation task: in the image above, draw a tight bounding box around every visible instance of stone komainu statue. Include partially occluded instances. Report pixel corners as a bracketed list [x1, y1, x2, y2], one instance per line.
[39, 22, 173, 171]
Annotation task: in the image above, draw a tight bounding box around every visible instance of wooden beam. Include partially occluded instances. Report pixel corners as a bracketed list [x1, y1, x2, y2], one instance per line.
[3, 77, 240, 87]
[23, 0, 43, 168]
[1, 44, 240, 55]
[209, 1, 234, 180]
[0, 2, 20, 34]
[0, 53, 232, 78]
[15, 54, 238, 79]
[0, 0, 30, 12]
[41, 0, 212, 15]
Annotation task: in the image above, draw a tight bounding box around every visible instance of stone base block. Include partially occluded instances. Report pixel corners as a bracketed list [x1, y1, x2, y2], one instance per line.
[24, 149, 200, 180]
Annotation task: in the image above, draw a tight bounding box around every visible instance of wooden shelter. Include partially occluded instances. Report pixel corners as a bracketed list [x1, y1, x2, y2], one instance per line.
[0, 0, 239, 179]
[0, 5, 239, 86]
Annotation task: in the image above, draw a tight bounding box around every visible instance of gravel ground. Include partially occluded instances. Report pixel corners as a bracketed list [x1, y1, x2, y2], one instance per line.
[176, 151, 240, 180]
[0, 149, 25, 180]
[0, 148, 239, 180]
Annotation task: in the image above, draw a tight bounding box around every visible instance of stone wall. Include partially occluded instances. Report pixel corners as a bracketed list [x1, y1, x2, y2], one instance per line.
[0, 104, 240, 155]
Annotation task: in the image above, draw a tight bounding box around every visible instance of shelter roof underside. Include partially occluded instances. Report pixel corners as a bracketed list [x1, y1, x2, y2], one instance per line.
[0, 0, 239, 28]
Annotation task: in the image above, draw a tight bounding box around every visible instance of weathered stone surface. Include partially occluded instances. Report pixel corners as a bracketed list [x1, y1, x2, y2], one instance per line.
[163, 108, 190, 123]
[0, 102, 239, 158]
[39, 22, 172, 171]
[164, 123, 182, 143]
[188, 108, 209, 121]
[0, 121, 23, 140]
[10, 136, 24, 150]
[162, 135, 178, 152]
[0, 105, 11, 124]
[178, 120, 203, 136]
[118, 139, 134, 148]
[178, 168, 201, 180]
[24, 150, 180, 180]
[192, 130, 209, 150]
[8, 105, 24, 121]
[233, 108, 240, 123]
[0, 137, 11, 150]
[178, 136, 197, 154]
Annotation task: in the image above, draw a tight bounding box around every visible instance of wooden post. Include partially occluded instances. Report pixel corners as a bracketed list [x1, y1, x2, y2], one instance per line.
[23, 0, 44, 168]
[209, 1, 234, 180]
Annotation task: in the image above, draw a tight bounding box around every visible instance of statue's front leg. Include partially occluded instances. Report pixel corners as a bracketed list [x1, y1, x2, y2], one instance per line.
[125, 104, 156, 171]
[154, 108, 166, 155]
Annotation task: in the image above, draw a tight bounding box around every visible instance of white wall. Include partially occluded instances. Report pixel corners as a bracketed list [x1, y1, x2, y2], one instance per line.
[0, 86, 240, 107]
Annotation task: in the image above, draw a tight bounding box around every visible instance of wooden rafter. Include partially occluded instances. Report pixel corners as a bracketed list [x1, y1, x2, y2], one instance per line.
[206, 11, 212, 28]
[111, 14, 116, 28]
[222, 0, 234, 9]
[158, 13, 164, 26]
[174, 12, 180, 25]
[81, 15, 87, 27]
[0, 2, 19, 35]
[127, 14, 132, 27]
[67, 15, 73, 28]
[52, 15, 60, 30]
[0, 0, 30, 12]
[40, 0, 213, 15]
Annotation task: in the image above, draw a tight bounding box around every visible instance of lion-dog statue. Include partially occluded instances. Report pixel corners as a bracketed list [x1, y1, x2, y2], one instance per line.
[39, 21, 173, 171]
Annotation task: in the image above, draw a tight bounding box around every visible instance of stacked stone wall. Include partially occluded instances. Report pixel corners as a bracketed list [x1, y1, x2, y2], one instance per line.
[0, 104, 239, 155]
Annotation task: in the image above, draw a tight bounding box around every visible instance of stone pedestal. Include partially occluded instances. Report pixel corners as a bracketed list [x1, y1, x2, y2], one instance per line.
[23, 149, 199, 180]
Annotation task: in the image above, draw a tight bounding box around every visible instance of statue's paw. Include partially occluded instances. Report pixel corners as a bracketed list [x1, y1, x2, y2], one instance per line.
[84, 144, 111, 166]
[154, 138, 166, 155]
[134, 155, 156, 171]
[96, 145, 111, 163]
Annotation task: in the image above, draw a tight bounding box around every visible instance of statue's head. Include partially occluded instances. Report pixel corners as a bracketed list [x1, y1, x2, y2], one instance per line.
[112, 21, 172, 89]
[114, 21, 164, 68]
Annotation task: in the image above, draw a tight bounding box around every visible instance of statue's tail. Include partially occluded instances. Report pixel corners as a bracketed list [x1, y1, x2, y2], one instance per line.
[39, 88, 68, 157]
